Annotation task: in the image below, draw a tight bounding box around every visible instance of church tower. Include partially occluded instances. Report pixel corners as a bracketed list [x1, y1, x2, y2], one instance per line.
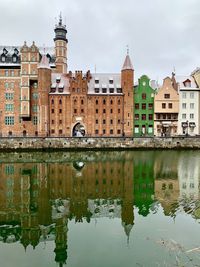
[54, 14, 68, 73]
[121, 50, 134, 137]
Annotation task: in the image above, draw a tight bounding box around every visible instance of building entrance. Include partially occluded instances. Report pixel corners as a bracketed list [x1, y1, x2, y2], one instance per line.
[72, 123, 85, 137]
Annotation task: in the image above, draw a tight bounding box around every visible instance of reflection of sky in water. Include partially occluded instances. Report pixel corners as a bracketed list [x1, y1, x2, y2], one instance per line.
[0, 150, 200, 267]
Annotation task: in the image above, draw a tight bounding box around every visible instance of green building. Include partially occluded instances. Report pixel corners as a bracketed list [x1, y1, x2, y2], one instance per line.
[134, 75, 155, 136]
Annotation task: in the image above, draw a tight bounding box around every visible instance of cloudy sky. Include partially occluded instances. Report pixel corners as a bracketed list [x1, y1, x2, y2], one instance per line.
[0, 0, 199, 82]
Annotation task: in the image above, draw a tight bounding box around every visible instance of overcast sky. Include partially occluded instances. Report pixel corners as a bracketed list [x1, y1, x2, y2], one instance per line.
[0, 0, 199, 82]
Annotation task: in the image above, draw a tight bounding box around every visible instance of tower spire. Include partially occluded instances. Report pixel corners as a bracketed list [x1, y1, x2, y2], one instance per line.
[59, 12, 62, 26]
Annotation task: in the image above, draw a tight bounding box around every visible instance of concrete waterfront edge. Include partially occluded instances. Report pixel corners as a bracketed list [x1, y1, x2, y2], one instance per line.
[0, 137, 200, 151]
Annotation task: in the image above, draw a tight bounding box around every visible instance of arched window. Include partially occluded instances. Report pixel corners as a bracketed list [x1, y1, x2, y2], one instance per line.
[96, 99, 98, 105]
[51, 99, 54, 105]
[103, 99, 106, 105]
[59, 99, 62, 105]
[118, 99, 121, 105]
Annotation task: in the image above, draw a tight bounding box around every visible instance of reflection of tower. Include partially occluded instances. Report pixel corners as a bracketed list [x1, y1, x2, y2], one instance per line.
[121, 161, 134, 242]
[54, 217, 68, 267]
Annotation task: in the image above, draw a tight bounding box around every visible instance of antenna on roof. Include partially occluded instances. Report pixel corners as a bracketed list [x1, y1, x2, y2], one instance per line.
[173, 66, 176, 74]
[95, 64, 97, 73]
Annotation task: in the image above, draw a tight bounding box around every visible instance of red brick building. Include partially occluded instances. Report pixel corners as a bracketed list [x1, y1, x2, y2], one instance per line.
[0, 16, 134, 137]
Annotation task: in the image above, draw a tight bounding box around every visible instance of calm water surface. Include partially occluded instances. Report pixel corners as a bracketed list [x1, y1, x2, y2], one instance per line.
[0, 150, 200, 267]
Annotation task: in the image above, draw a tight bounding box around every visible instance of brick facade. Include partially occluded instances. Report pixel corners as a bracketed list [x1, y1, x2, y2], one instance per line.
[0, 17, 134, 137]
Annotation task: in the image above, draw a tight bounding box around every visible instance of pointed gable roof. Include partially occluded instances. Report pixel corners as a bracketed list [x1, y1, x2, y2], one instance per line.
[122, 54, 134, 71]
[38, 54, 50, 69]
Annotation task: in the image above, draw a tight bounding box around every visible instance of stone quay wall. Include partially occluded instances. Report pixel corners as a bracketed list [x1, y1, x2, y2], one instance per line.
[0, 137, 200, 151]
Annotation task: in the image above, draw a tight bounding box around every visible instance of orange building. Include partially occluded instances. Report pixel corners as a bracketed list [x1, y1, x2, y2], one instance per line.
[0, 16, 134, 137]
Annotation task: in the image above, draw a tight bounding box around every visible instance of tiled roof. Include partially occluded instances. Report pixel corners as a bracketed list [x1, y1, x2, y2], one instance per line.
[88, 73, 123, 95]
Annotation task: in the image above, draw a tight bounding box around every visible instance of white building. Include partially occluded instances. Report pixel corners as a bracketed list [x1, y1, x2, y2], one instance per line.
[176, 75, 200, 136]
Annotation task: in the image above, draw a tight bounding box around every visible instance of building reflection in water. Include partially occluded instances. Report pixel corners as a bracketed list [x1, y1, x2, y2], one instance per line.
[0, 151, 200, 266]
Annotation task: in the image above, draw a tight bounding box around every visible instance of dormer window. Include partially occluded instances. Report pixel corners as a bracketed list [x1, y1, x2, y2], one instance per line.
[102, 87, 107, 93]
[95, 88, 100, 93]
[56, 76, 61, 83]
[109, 77, 113, 84]
[183, 79, 191, 87]
[95, 78, 99, 84]
[109, 88, 114, 93]
[12, 56, 17, 63]
[1, 55, 6, 62]
[117, 88, 122, 93]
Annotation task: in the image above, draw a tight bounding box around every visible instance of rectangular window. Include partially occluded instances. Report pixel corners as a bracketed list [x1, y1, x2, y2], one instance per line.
[95, 129, 99, 134]
[5, 70, 9, 76]
[74, 109, 77, 114]
[102, 88, 107, 93]
[59, 109, 62, 113]
[96, 109, 98, 114]
[190, 114, 194, 119]
[110, 109, 113, 113]
[149, 114, 153, 120]
[5, 104, 14, 112]
[103, 119, 106, 124]
[5, 93, 14, 100]
[52, 109, 54, 113]
[182, 92, 186, 98]
[162, 103, 166, 109]
[59, 120, 62, 124]
[135, 125, 139, 133]
[168, 103, 172, 109]
[142, 103, 146, 110]
[96, 119, 98, 124]
[103, 109, 106, 113]
[190, 103, 194, 109]
[32, 93, 38, 100]
[33, 105, 38, 113]
[52, 120, 54, 124]
[5, 116, 14, 125]
[110, 119, 113, 124]
[142, 114, 146, 120]
[5, 82, 9, 89]
[148, 103, 153, 110]
[148, 125, 153, 133]
[135, 103, 139, 109]
[135, 114, 139, 120]
[59, 129, 62, 135]
[95, 88, 99, 93]
[33, 116, 38, 125]
[164, 94, 170, 99]
[110, 129, 113, 134]
[109, 88, 114, 93]
[142, 93, 146, 99]
[182, 103, 186, 109]
[117, 129, 121, 134]
[103, 129, 106, 134]
[51, 129, 55, 134]
[118, 109, 120, 113]
[190, 92, 194, 99]
[118, 119, 121, 124]
[182, 114, 186, 119]
[81, 109, 84, 113]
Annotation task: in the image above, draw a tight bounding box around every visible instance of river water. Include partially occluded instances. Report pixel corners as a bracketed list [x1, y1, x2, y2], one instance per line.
[0, 151, 200, 267]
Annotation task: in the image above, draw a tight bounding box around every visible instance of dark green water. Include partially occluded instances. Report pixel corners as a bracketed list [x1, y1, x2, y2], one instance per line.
[0, 151, 200, 267]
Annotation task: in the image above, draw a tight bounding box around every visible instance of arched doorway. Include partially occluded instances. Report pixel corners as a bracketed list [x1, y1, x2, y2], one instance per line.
[72, 123, 85, 137]
[23, 130, 27, 137]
